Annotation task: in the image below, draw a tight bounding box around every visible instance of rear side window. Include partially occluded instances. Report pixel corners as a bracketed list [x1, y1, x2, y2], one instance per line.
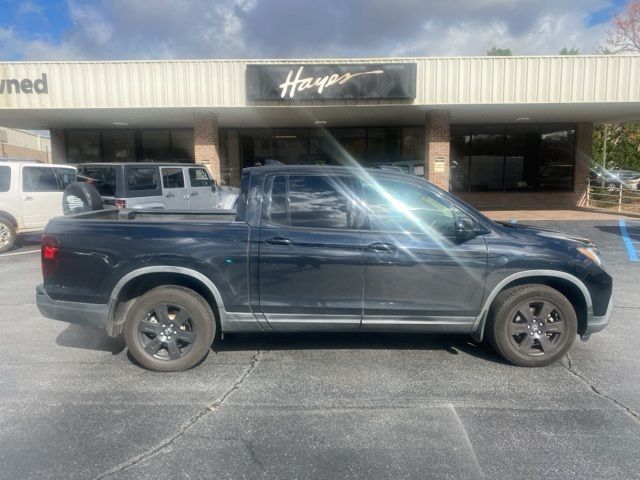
[127, 167, 159, 192]
[55, 167, 76, 188]
[80, 166, 117, 196]
[264, 175, 355, 230]
[161, 168, 185, 188]
[22, 166, 60, 192]
[189, 168, 212, 187]
[0, 166, 10, 192]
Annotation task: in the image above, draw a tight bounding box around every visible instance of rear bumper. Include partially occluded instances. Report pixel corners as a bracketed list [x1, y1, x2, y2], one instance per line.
[582, 294, 614, 340]
[36, 284, 108, 330]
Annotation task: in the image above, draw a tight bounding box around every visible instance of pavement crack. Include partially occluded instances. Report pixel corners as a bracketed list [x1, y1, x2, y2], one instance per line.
[562, 353, 640, 425]
[223, 436, 263, 467]
[92, 350, 263, 480]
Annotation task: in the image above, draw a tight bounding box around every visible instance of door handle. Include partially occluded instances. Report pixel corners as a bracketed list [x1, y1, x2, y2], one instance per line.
[191, 191, 199, 196]
[165, 193, 175, 198]
[366, 242, 398, 252]
[264, 237, 294, 246]
[22, 195, 33, 200]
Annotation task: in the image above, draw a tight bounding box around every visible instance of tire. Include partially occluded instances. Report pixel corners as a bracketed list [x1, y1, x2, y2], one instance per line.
[123, 286, 216, 372]
[487, 284, 577, 367]
[62, 182, 104, 215]
[0, 217, 17, 253]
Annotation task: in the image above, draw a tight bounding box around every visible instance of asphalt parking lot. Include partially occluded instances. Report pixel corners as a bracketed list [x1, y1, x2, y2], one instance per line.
[0, 220, 639, 480]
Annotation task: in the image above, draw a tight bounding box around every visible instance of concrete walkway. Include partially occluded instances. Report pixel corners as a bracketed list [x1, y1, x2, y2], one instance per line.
[481, 207, 636, 221]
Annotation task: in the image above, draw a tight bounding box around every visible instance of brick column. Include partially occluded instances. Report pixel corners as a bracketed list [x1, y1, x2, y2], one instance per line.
[194, 112, 222, 183]
[50, 128, 66, 164]
[425, 110, 451, 191]
[574, 122, 593, 205]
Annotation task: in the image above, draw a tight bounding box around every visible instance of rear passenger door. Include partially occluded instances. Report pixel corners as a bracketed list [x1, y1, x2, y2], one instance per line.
[187, 167, 215, 210]
[20, 165, 65, 229]
[160, 167, 190, 209]
[258, 174, 364, 330]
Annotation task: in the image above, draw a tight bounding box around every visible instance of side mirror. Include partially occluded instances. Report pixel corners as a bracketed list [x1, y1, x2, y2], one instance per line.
[455, 215, 480, 241]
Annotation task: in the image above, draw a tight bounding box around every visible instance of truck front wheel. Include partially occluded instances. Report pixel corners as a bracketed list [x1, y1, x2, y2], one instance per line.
[124, 286, 216, 372]
[487, 284, 577, 367]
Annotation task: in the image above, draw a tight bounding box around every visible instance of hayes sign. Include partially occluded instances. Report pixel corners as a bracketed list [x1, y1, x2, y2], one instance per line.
[0, 73, 48, 94]
[246, 64, 416, 101]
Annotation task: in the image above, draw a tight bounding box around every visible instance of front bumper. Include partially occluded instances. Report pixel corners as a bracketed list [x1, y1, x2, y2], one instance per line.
[582, 294, 614, 340]
[36, 284, 108, 330]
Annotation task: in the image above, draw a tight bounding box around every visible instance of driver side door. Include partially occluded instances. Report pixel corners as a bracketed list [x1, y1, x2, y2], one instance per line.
[358, 176, 488, 329]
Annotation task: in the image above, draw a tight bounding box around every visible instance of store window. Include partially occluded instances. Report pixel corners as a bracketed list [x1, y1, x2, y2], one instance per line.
[103, 130, 135, 162]
[330, 128, 366, 164]
[539, 126, 575, 191]
[401, 127, 425, 161]
[366, 127, 401, 164]
[470, 127, 505, 192]
[141, 130, 172, 162]
[450, 126, 471, 192]
[273, 129, 309, 164]
[67, 130, 101, 163]
[171, 130, 195, 163]
[451, 124, 576, 193]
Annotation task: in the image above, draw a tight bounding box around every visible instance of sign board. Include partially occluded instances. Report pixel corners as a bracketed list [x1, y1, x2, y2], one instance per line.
[434, 157, 445, 173]
[246, 64, 416, 101]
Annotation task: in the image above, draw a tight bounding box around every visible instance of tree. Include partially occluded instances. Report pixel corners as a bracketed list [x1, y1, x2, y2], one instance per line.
[605, 0, 640, 53]
[592, 122, 640, 172]
[486, 46, 512, 56]
[559, 47, 579, 55]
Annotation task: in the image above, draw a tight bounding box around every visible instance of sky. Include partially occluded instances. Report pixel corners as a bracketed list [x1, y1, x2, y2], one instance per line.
[0, 0, 631, 61]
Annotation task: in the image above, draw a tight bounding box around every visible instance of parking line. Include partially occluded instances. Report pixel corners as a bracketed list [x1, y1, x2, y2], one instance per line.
[0, 249, 40, 258]
[619, 219, 639, 262]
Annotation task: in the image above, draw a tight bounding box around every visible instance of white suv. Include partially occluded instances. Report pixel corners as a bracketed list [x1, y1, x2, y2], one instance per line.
[0, 160, 76, 252]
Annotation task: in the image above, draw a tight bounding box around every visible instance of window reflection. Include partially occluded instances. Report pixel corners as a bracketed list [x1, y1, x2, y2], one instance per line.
[540, 127, 575, 191]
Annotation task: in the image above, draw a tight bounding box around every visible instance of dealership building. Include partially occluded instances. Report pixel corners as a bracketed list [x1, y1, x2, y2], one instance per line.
[1, 55, 639, 208]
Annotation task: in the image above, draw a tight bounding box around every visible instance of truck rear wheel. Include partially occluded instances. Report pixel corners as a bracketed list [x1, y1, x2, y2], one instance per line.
[487, 284, 577, 367]
[0, 217, 16, 253]
[123, 286, 216, 372]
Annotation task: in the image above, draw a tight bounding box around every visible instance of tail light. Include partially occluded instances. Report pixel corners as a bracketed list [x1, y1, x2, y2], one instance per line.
[115, 198, 127, 209]
[41, 235, 59, 278]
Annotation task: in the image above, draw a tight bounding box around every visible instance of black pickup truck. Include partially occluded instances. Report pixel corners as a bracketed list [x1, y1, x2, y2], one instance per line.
[36, 165, 613, 371]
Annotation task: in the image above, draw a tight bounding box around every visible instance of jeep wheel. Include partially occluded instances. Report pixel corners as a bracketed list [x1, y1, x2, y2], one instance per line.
[124, 286, 216, 372]
[0, 218, 16, 253]
[487, 284, 577, 367]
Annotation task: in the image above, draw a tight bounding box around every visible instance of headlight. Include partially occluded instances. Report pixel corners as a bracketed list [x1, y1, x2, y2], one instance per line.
[577, 246, 603, 267]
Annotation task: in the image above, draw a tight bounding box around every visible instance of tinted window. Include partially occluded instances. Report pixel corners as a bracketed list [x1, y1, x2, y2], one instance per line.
[470, 127, 504, 192]
[79, 165, 117, 196]
[361, 178, 455, 235]
[0, 166, 10, 192]
[103, 130, 135, 162]
[161, 168, 185, 189]
[265, 175, 354, 230]
[127, 167, 159, 192]
[539, 126, 575, 191]
[141, 130, 171, 162]
[22, 167, 60, 192]
[189, 168, 212, 187]
[67, 130, 101, 163]
[55, 168, 76, 188]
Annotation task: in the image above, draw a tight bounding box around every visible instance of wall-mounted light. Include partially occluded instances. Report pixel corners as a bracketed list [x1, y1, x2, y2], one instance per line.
[112, 122, 128, 126]
[515, 117, 531, 121]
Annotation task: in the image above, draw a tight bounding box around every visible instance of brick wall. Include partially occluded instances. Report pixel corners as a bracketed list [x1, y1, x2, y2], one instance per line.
[425, 110, 450, 191]
[194, 112, 223, 183]
[0, 143, 50, 162]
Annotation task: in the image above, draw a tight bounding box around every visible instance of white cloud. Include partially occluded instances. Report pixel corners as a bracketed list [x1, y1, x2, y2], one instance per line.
[0, 0, 618, 60]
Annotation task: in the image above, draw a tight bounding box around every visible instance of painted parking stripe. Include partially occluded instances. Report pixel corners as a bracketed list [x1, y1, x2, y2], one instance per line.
[619, 219, 639, 262]
[0, 249, 40, 258]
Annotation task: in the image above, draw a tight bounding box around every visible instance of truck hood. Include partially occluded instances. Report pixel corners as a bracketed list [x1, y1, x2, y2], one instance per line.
[496, 221, 597, 249]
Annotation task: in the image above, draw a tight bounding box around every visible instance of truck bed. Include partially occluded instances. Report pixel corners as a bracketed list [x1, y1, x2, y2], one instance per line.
[63, 208, 237, 223]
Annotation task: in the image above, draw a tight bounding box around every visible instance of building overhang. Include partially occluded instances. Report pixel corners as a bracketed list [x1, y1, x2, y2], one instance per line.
[1, 55, 639, 129]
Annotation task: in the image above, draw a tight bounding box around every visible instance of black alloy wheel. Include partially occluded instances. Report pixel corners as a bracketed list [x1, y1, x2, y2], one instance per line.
[487, 284, 577, 367]
[124, 286, 216, 371]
